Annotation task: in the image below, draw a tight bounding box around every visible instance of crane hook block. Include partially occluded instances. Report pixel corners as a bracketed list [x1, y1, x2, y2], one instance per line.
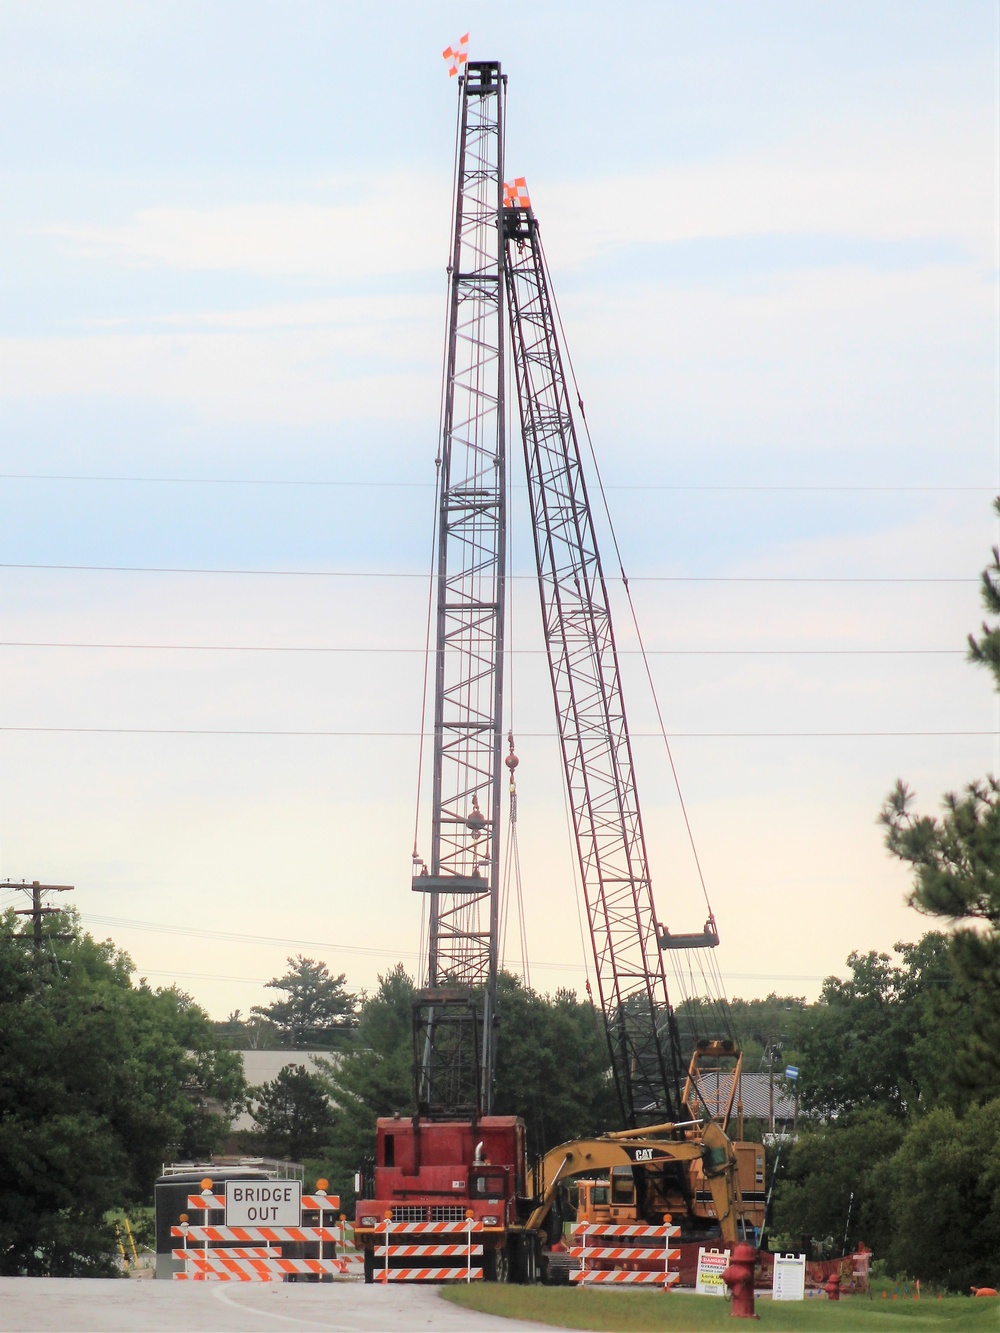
[657, 919, 720, 950]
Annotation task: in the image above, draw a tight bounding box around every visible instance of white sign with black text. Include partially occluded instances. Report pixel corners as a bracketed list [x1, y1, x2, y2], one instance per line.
[772, 1252, 806, 1301]
[225, 1180, 302, 1227]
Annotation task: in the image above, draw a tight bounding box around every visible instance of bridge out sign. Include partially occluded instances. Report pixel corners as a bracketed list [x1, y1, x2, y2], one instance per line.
[225, 1180, 302, 1226]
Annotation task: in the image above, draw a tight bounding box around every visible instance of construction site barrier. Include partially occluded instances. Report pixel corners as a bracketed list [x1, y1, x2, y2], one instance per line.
[570, 1223, 680, 1288]
[377, 1267, 483, 1282]
[171, 1192, 351, 1282]
[173, 1247, 279, 1261]
[374, 1218, 485, 1283]
[175, 1271, 276, 1283]
[182, 1257, 343, 1279]
[171, 1226, 337, 1243]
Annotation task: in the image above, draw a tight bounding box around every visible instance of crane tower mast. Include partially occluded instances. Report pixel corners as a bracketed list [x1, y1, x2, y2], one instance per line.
[412, 61, 507, 1118]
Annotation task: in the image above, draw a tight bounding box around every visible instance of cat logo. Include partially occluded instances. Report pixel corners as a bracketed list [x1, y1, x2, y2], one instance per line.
[632, 1147, 654, 1162]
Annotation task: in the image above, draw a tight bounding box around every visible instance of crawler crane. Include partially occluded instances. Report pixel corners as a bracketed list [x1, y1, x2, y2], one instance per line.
[354, 60, 763, 1286]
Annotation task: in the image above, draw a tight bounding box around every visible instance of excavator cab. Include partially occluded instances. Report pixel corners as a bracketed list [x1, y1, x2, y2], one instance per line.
[573, 1170, 636, 1226]
[609, 1166, 637, 1216]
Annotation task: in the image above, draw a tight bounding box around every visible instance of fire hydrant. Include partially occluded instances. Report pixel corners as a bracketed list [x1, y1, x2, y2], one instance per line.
[824, 1273, 841, 1301]
[721, 1243, 759, 1319]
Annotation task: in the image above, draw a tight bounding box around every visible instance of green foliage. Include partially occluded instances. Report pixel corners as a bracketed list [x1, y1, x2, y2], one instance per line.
[794, 935, 967, 1118]
[773, 1108, 906, 1258]
[877, 1099, 1000, 1291]
[881, 778, 1000, 929]
[720, 993, 808, 1068]
[311, 964, 416, 1206]
[966, 497, 1000, 685]
[879, 508, 1000, 1104]
[0, 910, 245, 1276]
[250, 955, 358, 1050]
[492, 973, 618, 1155]
[212, 1009, 281, 1049]
[241, 1065, 336, 1162]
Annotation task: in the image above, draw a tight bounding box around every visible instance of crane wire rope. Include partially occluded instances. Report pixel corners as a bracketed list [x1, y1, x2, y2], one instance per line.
[537, 226, 733, 1033]
[414, 83, 464, 980]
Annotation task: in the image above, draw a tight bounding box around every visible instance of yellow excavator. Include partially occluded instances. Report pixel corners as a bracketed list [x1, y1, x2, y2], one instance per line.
[522, 1040, 765, 1250]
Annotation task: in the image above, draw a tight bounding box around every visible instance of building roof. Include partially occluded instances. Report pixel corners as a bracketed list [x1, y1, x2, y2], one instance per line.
[737, 1071, 797, 1122]
[231, 1050, 339, 1131]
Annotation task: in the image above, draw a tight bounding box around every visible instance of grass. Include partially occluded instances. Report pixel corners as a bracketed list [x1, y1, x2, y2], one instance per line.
[440, 1286, 999, 1331]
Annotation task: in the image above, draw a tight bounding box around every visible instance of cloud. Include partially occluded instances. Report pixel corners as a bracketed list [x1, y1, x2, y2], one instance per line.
[46, 175, 453, 278]
[0, 295, 441, 423]
[43, 106, 996, 287]
[536, 113, 997, 267]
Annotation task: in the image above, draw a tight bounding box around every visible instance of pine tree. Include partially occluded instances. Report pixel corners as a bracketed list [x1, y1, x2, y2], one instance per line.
[880, 498, 1000, 1101]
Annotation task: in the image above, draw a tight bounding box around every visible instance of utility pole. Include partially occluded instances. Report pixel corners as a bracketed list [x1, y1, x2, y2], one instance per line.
[4, 879, 74, 951]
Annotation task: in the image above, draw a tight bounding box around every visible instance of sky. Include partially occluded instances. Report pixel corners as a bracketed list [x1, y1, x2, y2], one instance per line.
[0, 1, 997, 1024]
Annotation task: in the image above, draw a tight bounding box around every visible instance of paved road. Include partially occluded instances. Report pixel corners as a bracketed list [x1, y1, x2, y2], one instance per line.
[0, 1278, 550, 1332]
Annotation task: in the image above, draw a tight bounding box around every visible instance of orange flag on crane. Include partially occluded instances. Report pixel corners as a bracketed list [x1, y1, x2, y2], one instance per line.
[503, 178, 531, 209]
[442, 34, 469, 77]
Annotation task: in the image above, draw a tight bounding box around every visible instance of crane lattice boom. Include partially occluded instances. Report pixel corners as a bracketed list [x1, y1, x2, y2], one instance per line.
[502, 203, 686, 1126]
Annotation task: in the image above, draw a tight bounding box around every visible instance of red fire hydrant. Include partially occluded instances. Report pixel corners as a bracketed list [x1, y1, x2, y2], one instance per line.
[721, 1243, 759, 1319]
[824, 1273, 841, 1301]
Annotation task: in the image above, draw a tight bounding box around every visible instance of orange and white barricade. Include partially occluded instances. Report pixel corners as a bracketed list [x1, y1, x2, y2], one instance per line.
[171, 1183, 353, 1281]
[375, 1218, 484, 1282]
[570, 1222, 680, 1287]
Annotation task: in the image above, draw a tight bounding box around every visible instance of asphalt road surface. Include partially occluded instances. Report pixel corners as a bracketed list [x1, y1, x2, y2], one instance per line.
[0, 1278, 550, 1332]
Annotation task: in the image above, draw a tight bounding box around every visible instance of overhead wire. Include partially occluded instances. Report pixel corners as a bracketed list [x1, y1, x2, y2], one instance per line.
[0, 471, 991, 493]
[0, 640, 965, 655]
[0, 562, 974, 583]
[0, 726, 989, 738]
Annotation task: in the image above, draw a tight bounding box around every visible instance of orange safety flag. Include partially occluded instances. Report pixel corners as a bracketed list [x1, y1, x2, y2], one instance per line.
[503, 178, 531, 209]
[442, 33, 470, 77]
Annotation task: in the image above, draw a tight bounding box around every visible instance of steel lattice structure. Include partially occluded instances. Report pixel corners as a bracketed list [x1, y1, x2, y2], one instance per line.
[413, 61, 506, 1117]
[502, 203, 686, 1127]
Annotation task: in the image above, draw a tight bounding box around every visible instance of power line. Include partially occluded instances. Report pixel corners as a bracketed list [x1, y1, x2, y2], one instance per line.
[80, 914, 831, 984]
[3, 726, 992, 738]
[0, 640, 964, 656]
[0, 472, 991, 492]
[0, 562, 974, 584]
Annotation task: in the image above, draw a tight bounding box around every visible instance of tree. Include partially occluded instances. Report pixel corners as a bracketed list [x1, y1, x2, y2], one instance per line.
[680, 992, 808, 1069]
[880, 502, 1000, 1102]
[966, 496, 1000, 681]
[878, 1099, 1000, 1289]
[313, 964, 416, 1205]
[792, 935, 966, 1119]
[243, 1066, 335, 1163]
[492, 973, 617, 1156]
[213, 1008, 280, 1050]
[0, 910, 245, 1275]
[773, 1108, 905, 1259]
[251, 955, 358, 1049]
